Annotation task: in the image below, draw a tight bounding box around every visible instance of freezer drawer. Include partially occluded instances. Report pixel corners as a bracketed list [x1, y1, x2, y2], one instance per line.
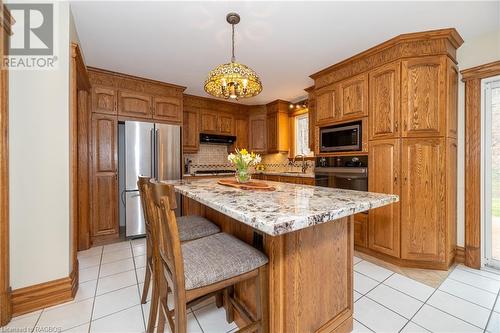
[125, 190, 146, 237]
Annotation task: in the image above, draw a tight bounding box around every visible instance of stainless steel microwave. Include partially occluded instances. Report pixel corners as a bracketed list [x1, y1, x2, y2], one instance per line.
[319, 121, 362, 152]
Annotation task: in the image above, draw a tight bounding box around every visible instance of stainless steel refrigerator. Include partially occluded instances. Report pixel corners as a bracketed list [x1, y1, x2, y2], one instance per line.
[123, 121, 181, 238]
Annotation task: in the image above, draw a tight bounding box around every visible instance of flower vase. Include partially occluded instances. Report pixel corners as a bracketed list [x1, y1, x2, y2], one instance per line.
[235, 168, 251, 183]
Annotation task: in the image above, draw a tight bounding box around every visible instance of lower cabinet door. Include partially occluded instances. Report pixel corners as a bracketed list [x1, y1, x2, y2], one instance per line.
[354, 213, 368, 248]
[400, 138, 446, 262]
[368, 139, 401, 257]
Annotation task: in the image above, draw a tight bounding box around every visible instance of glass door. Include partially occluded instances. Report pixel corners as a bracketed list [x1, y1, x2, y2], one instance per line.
[484, 76, 500, 269]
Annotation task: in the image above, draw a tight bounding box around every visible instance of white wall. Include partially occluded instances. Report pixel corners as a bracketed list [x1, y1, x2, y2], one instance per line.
[456, 29, 500, 247]
[9, 2, 72, 289]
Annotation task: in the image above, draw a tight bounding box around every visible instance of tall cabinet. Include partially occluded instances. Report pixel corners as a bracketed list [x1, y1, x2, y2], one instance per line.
[310, 29, 462, 269]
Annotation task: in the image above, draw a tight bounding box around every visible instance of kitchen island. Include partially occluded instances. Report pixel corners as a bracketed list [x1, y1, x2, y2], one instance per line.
[169, 178, 398, 333]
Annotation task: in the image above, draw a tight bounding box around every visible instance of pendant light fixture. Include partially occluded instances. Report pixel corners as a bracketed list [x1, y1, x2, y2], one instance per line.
[204, 13, 263, 100]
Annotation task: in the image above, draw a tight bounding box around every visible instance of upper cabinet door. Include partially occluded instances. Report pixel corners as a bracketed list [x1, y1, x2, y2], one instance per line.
[401, 56, 446, 137]
[93, 86, 117, 115]
[117, 90, 152, 119]
[266, 112, 278, 152]
[218, 113, 234, 135]
[369, 62, 401, 140]
[182, 109, 199, 153]
[400, 138, 446, 262]
[368, 139, 401, 258]
[249, 117, 266, 153]
[153, 96, 182, 123]
[199, 109, 219, 133]
[315, 85, 339, 124]
[339, 74, 368, 120]
[234, 117, 249, 150]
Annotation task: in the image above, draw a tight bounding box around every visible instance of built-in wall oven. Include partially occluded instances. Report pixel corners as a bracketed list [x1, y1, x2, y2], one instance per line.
[319, 120, 362, 153]
[314, 156, 368, 192]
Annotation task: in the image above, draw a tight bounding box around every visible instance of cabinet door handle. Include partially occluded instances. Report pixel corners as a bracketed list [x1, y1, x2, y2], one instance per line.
[394, 170, 398, 184]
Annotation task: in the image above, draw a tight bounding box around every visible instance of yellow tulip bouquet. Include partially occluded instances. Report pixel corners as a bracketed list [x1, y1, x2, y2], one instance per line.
[227, 148, 262, 183]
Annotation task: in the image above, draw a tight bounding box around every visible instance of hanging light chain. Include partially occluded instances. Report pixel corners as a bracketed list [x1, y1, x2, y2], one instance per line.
[231, 23, 235, 63]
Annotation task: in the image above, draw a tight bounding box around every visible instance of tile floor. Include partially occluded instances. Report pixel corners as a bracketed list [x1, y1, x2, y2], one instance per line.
[4, 238, 500, 333]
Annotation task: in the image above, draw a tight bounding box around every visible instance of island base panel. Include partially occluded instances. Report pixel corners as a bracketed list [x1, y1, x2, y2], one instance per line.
[182, 196, 354, 333]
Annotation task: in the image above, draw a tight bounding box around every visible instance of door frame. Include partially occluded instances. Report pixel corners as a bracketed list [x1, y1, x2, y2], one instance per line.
[482, 76, 500, 269]
[462, 60, 500, 268]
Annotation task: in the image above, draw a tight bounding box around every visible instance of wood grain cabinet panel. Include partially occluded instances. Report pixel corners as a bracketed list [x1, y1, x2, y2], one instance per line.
[153, 96, 182, 123]
[91, 114, 118, 237]
[401, 56, 446, 137]
[199, 109, 219, 133]
[234, 117, 249, 150]
[369, 62, 401, 139]
[117, 90, 152, 119]
[368, 139, 401, 257]
[92, 86, 117, 115]
[446, 59, 459, 139]
[182, 109, 199, 153]
[354, 213, 368, 248]
[339, 74, 368, 119]
[315, 85, 339, 124]
[249, 117, 266, 153]
[266, 113, 278, 152]
[218, 113, 234, 135]
[401, 138, 446, 262]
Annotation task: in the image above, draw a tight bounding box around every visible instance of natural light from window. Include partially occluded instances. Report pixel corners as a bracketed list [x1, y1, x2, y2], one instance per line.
[295, 113, 313, 157]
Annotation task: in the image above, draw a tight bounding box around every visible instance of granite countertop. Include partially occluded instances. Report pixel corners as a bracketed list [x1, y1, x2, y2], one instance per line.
[165, 178, 398, 236]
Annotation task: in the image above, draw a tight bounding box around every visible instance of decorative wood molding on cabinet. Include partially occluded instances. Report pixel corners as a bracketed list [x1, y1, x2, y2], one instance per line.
[0, 2, 12, 326]
[462, 60, 500, 269]
[11, 265, 78, 317]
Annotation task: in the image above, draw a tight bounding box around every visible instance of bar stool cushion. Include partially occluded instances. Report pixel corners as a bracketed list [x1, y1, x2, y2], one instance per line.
[177, 215, 220, 242]
[182, 233, 268, 290]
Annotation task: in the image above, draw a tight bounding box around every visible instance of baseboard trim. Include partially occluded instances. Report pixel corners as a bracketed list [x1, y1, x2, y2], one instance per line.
[11, 263, 78, 317]
[455, 246, 465, 264]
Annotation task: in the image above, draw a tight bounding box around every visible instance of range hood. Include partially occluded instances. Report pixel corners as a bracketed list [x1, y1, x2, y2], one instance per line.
[200, 133, 236, 145]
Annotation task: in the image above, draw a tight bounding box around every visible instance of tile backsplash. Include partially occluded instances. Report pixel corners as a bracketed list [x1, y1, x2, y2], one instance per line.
[184, 144, 315, 174]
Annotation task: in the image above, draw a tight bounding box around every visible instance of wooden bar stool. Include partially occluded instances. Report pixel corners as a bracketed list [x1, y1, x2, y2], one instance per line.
[150, 181, 268, 333]
[137, 176, 221, 333]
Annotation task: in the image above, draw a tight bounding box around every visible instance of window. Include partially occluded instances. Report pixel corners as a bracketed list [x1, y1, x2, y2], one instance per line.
[294, 113, 313, 156]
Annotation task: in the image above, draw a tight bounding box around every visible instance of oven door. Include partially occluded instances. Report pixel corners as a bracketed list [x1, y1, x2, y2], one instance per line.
[315, 167, 368, 191]
[320, 123, 361, 152]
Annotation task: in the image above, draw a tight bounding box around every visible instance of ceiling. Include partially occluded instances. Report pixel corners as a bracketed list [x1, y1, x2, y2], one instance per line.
[70, 1, 499, 105]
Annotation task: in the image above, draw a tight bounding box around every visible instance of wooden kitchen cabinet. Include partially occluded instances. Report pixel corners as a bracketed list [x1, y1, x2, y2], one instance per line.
[117, 90, 152, 119]
[305, 86, 316, 151]
[315, 84, 340, 124]
[91, 114, 119, 239]
[92, 86, 117, 115]
[249, 115, 266, 153]
[354, 213, 368, 248]
[401, 56, 446, 138]
[368, 139, 401, 257]
[266, 100, 290, 153]
[153, 96, 182, 123]
[339, 73, 368, 120]
[369, 62, 401, 140]
[400, 138, 446, 262]
[234, 116, 249, 150]
[218, 113, 234, 135]
[199, 109, 218, 133]
[183, 109, 199, 153]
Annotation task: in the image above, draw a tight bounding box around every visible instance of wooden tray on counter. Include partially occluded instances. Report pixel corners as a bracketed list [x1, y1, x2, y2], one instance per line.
[217, 179, 276, 191]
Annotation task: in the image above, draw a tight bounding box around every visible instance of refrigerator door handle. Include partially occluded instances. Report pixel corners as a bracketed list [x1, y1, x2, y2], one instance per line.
[150, 128, 154, 178]
[155, 128, 159, 179]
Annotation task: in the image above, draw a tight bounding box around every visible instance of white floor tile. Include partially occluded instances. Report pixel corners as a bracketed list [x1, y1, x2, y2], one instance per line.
[448, 268, 500, 294]
[354, 271, 379, 295]
[96, 270, 137, 295]
[131, 237, 146, 247]
[99, 257, 135, 278]
[413, 304, 482, 333]
[90, 304, 145, 333]
[400, 321, 430, 333]
[352, 319, 372, 332]
[354, 297, 408, 333]
[74, 279, 97, 302]
[193, 302, 237, 333]
[427, 290, 490, 329]
[136, 267, 146, 284]
[36, 298, 93, 332]
[439, 278, 497, 309]
[487, 311, 500, 333]
[93, 285, 141, 320]
[383, 273, 434, 302]
[456, 264, 500, 281]
[77, 246, 102, 259]
[353, 256, 362, 265]
[79, 265, 99, 283]
[367, 284, 423, 319]
[132, 244, 146, 257]
[101, 248, 133, 264]
[79, 254, 101, 269]
[354, 261, 393, 282]
[3, 311, 40, 332]
[495, 298, 500, 313]
[354, 291, 362, 302]
[63, 322, 90, 332]
[134, 255, 146, 269]
[103, 241, 131, 253]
